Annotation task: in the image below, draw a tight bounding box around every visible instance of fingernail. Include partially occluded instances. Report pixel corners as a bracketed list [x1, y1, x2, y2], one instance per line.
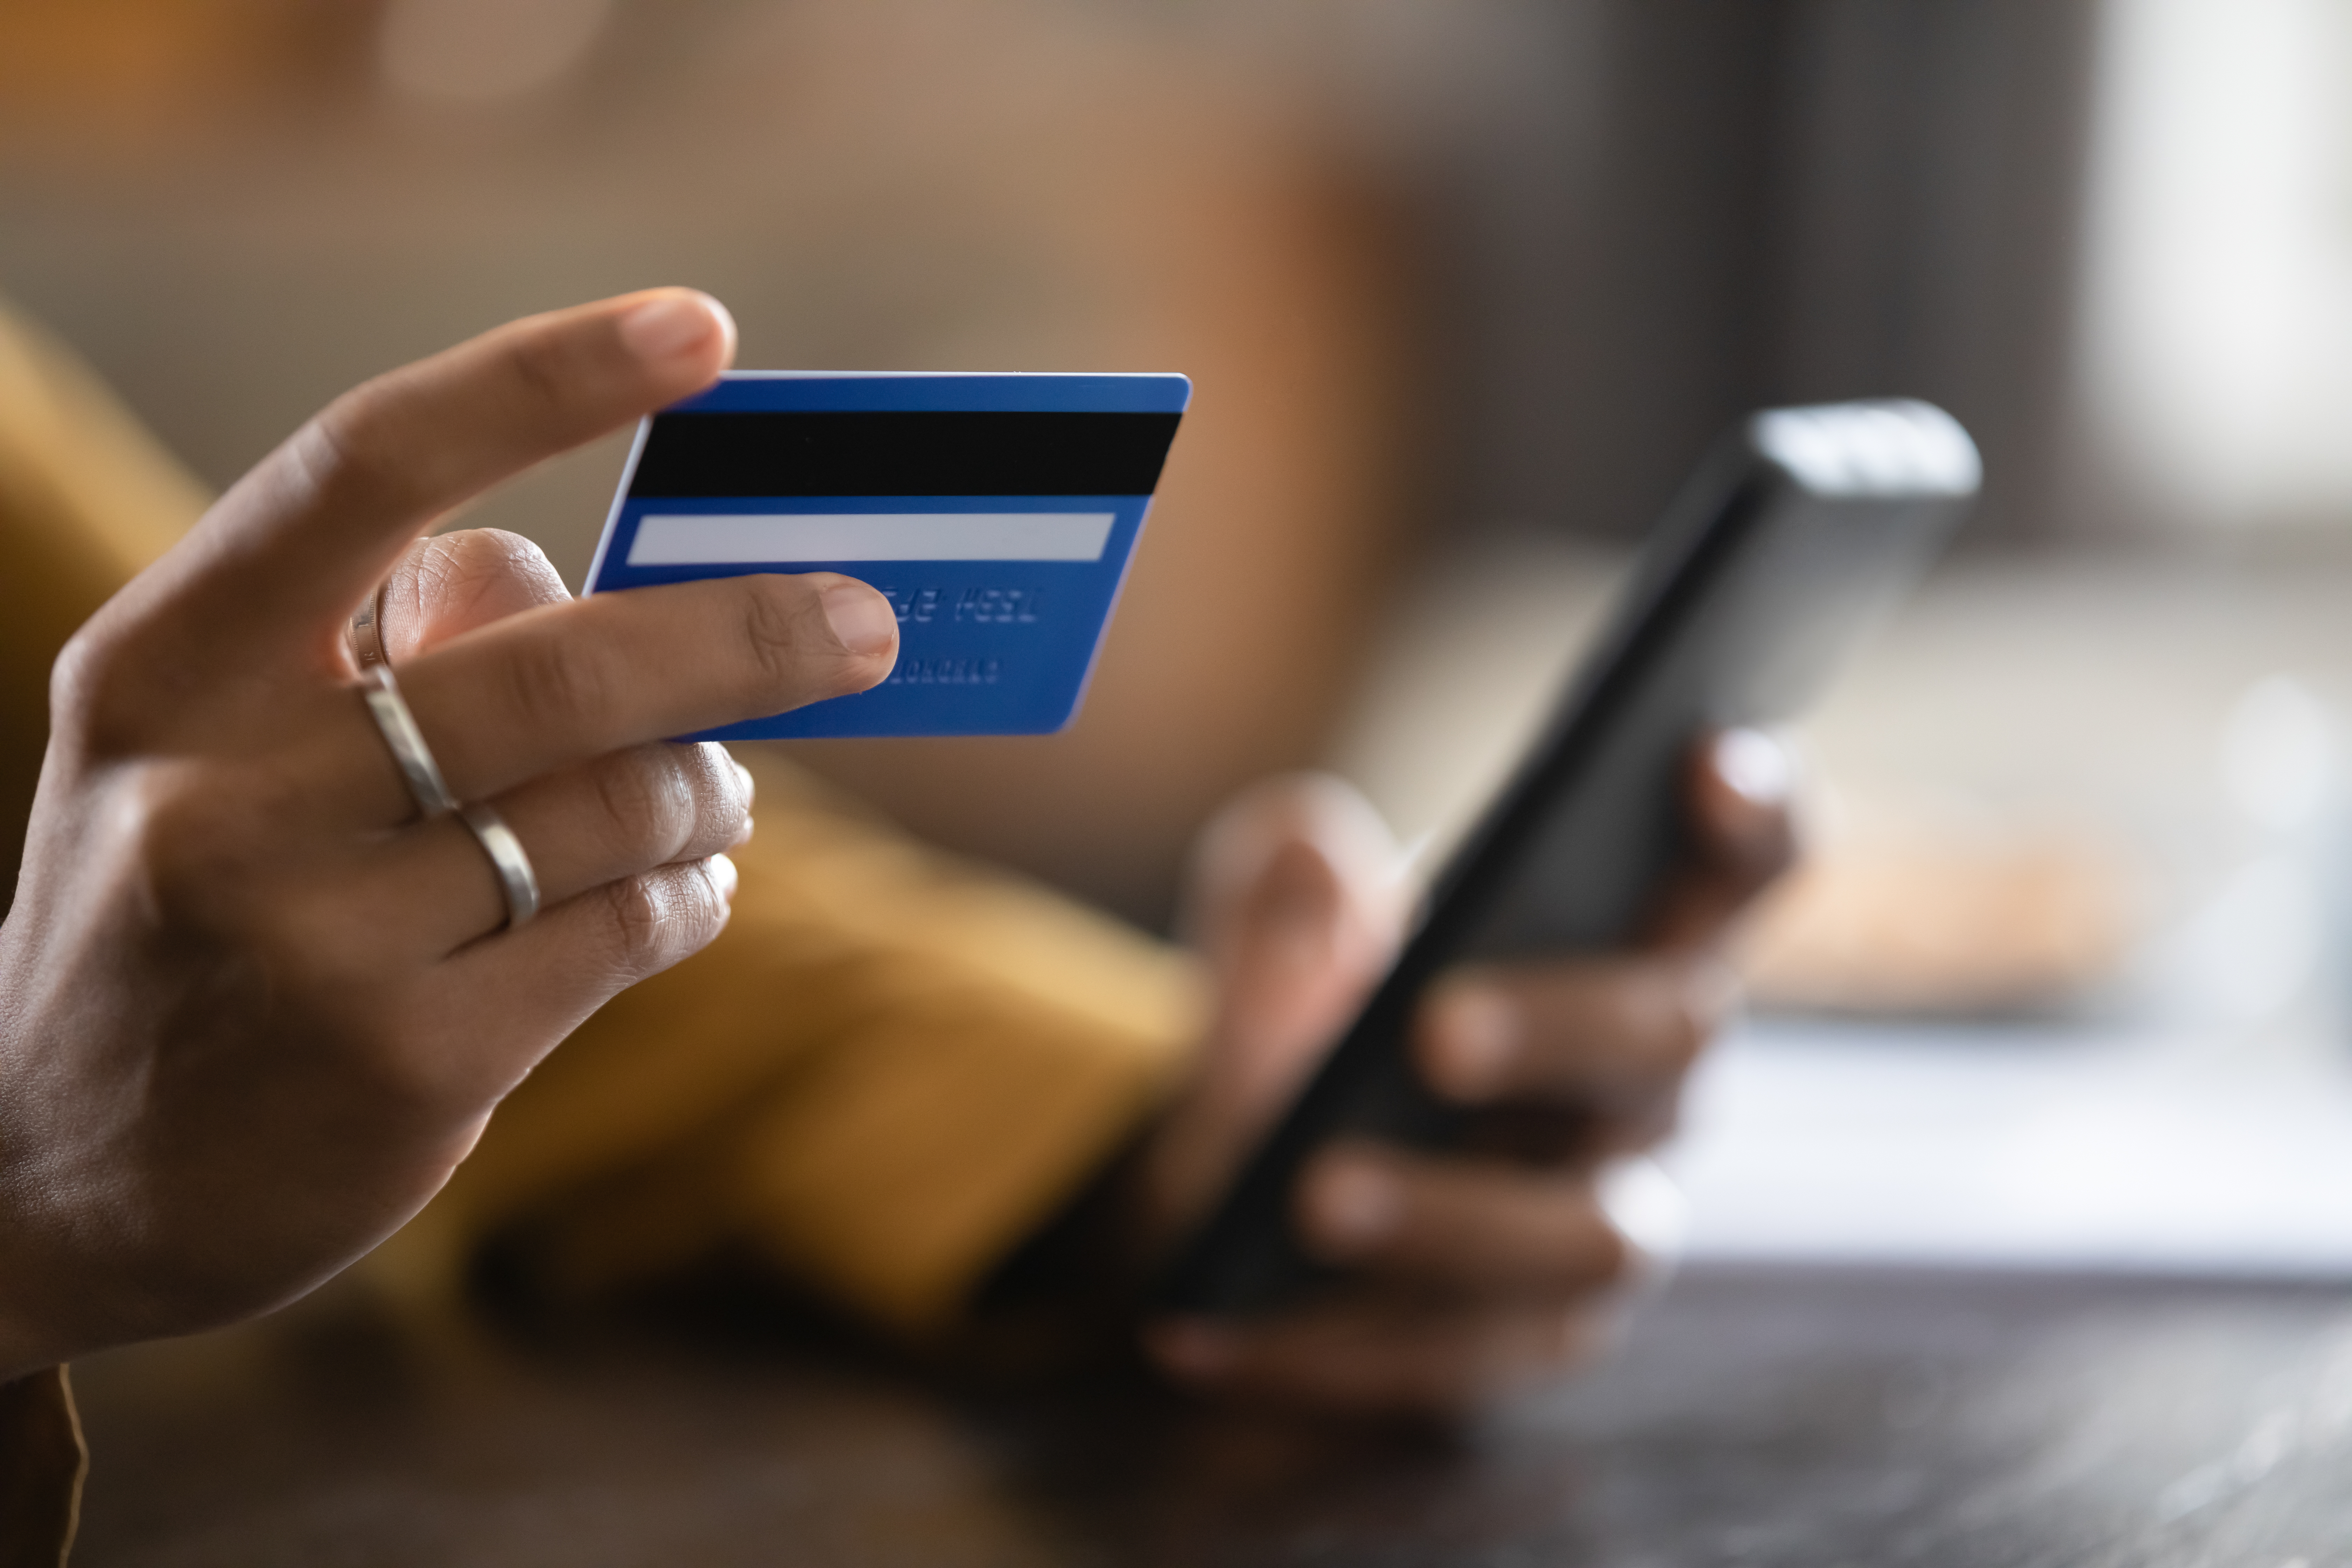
[1147, 1320, 1237, 1378]
[706, 851, 739, 901]
[1307, 1156, 1401, 1254]
[619, 290, 728, 361]
[1713, 728, 1792, 805]
[732, 758, 756, 804]
[820, 582, 898, 656]
[1426, 981, 1518, 1099]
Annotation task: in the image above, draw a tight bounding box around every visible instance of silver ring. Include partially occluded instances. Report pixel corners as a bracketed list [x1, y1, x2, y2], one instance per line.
[350, 581, 388, 669]
[459, 802, 540, 930]
[359, 664, 460, 820]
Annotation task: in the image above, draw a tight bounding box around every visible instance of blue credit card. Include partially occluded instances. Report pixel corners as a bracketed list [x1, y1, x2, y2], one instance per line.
[584, 371, 1190, 739]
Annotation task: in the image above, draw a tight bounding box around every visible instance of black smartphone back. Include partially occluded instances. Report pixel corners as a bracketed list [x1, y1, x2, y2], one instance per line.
[1156, 399, 1980, 1316]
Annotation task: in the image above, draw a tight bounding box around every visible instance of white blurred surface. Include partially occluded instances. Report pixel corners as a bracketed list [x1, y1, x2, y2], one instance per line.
[1672, 1020, 2352, 1276]
[2079, 0, 2352, 532]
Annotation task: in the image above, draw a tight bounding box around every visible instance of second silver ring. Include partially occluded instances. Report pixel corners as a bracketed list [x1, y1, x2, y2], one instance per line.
[459, 802, 541, 931]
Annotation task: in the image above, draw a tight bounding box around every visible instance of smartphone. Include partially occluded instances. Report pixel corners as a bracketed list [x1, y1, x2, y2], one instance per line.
[1155, 399, 1981, 1315]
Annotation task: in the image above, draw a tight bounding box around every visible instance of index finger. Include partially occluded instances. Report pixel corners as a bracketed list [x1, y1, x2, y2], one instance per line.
[114, 289, 736, 684]
[298, 567, 897, 820]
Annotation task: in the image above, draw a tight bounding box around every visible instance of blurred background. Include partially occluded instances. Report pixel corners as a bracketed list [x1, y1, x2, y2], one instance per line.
[10, 0, 2352, 1273]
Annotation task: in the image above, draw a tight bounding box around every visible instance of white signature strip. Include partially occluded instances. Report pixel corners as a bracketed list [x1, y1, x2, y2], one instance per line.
[628, 511, 1115, 565]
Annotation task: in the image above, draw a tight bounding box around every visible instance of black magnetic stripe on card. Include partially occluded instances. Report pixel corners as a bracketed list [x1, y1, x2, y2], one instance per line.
[627, 411, 1183, 498]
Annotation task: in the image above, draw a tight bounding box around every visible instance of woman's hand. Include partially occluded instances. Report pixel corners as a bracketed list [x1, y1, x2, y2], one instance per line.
[1136, 733, 1795, 1412]
[0, 290, 900, 1380]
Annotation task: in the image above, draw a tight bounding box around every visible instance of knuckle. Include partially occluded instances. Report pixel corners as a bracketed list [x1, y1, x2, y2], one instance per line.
[736, 580, 811, 692]
[501, 633, 613, 731]
[734, 578, 842, 702]
[592, 864, 724, 983]
[588, 747, 693, 861]
[124, 769, 323, 962]
[499, 329, 577, 423]
[596, 874, 668, 974]
[48, 625, 136, 753]
[131, 768, 257, 926]
[299, 395, 424, 518]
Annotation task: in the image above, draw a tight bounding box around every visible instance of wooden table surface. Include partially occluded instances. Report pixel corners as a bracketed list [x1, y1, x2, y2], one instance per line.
[65, 1264, 2352, 1566]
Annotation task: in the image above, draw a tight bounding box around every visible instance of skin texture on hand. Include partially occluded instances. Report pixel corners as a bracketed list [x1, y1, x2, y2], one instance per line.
[0, 291, 900, 1381]
[1138, 734, 1796, 1414]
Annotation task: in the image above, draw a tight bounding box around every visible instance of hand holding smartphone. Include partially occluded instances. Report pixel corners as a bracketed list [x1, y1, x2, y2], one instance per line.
[1157, 399, 1980, 1316]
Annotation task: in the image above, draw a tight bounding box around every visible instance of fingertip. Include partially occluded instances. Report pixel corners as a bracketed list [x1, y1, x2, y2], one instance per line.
[617, 288, 736, 376]
[818, 579, 901, 662]
[701, 292, 739, 368]
[722, 751, 757, 838]
[1709, 727, 1792, 808]
[1695, 728, 1800, 876]
[705, 850, 739, 903]
[1595, 1154, 1691, 1282]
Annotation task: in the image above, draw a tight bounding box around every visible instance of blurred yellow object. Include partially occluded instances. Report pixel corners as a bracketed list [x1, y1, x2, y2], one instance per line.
[0, 288, 1205, 1560]
[386, 760, 1202, 1333]
[0, 0, 332, 158]
[0, 301, 211, 874]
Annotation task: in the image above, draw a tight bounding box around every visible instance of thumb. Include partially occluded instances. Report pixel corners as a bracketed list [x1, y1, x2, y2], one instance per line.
[369, 527, 574, 666]
[1140, 775, 1407, 1247]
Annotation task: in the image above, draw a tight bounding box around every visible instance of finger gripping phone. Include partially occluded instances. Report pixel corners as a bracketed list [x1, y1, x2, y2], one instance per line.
[1155, 399, 1981, 1316]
